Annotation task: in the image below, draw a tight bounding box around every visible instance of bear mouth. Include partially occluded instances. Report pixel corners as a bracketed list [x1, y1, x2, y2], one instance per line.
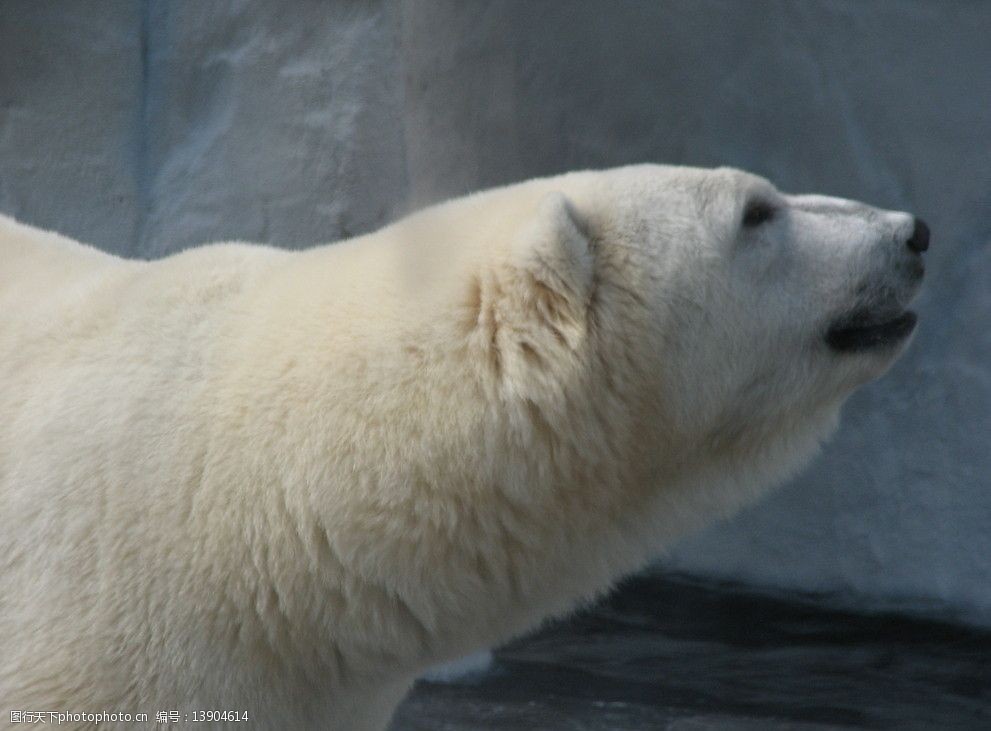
[825, 309, 918, 353]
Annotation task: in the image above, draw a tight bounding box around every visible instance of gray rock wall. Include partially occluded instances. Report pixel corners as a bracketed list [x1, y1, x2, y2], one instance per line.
[1, 0, 407, 256]
[2, 1, 989, 624]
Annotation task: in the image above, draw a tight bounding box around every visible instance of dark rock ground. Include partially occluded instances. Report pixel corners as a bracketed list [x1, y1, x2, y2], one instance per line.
[391, 575, 991, 730]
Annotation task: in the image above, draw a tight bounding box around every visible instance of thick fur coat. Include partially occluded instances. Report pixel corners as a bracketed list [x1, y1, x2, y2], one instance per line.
[0, 165, 924, 729]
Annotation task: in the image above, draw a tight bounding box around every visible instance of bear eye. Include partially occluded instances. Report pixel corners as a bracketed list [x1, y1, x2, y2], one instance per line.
[742, 199, 776, 228]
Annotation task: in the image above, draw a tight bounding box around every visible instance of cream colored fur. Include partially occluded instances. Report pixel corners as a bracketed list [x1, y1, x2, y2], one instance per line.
[0, 165, 920, 729]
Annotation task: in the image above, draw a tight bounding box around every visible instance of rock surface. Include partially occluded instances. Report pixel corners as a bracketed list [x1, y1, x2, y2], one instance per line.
[1, 1, 988, 624]
[392, 575, 991, 730]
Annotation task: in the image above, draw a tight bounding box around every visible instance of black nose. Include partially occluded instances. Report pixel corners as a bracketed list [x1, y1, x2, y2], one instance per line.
[907, 217, 930, 254]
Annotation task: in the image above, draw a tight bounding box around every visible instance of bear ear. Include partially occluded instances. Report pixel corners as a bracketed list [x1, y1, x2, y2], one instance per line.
[511, 192, 594, 309]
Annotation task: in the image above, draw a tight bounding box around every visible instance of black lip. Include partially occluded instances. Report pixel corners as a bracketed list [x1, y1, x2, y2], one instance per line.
[826, 311, 918, 353]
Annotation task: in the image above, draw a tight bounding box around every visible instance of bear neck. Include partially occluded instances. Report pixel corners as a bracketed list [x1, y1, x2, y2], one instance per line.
[202, 210, 839, 691]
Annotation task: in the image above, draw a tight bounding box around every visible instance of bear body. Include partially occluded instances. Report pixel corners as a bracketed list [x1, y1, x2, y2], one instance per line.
[0, 166, 924, 729]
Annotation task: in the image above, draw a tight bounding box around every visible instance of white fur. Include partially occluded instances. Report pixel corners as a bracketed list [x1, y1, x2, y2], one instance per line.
[0, 165, 920, 729]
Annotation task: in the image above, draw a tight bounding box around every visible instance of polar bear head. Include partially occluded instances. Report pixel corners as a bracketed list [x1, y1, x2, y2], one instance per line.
[603, 166, 925, 438]
[382, 164, 927, 635]
[489, 165, 926, 503]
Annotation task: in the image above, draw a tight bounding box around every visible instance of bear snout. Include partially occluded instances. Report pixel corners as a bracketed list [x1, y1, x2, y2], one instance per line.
[906, 217, 930, 254]
[889, 215, 927, 283]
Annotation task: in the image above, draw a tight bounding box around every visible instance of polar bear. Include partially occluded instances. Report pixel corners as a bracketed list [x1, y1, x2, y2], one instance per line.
[0, 165, 926, 730]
